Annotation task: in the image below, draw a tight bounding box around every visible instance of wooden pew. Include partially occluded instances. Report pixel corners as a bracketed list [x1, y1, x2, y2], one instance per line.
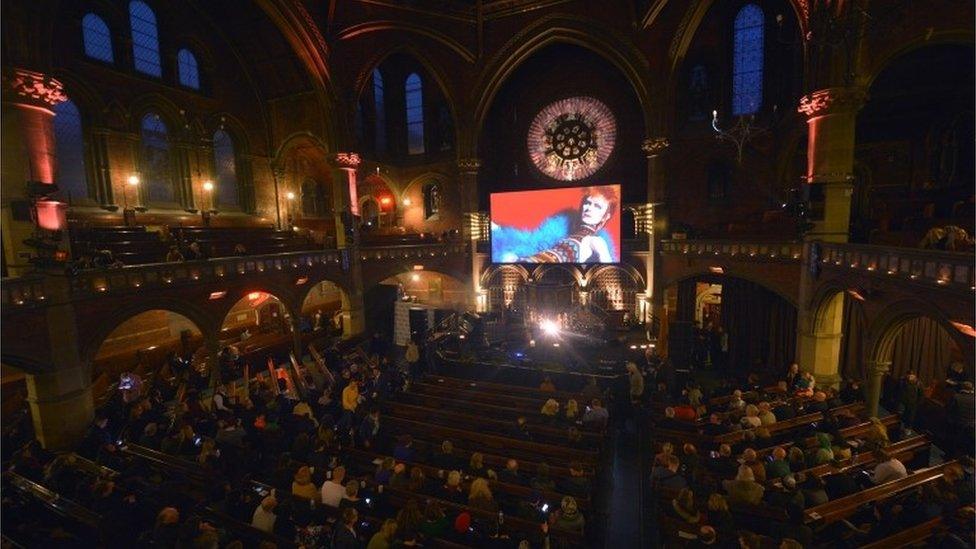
[804, 460, 958, 525]
[381, 401, 602, 448]
[769, 435, 931, 486]
[383, 416, 599, 467]
[860, 517, 943, 549]
[3, 471, 102, 530]
[343, 447, 592, 512]
[712, 402, 864, 446]
[395, 391, 604, 433]
[425, 375, 587, 403]
[378, 484, 586, 547]
[753, 413, 900, 459]
[372, 431, 595, 482]
[409, 381, 556, 410]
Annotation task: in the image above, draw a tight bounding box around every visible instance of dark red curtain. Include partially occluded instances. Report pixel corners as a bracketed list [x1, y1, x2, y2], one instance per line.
[718, 277, 797, 376]
[839, 294, 867, 381]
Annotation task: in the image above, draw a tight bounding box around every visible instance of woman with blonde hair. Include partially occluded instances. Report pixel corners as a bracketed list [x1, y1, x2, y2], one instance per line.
[467, 452, 486, 477]
[865, 416, 890, 448]
[467, 477, 499, 512]
[654, 441, 674, 467]
[367, 519, 398, 549]
[440, 470, 464, 502]
[541, 398, 560, 422]
[668, 488, 701, 524]
[740, 404, 762, 429]
[292, 465, 319, 501]
[564, 399, 580, 423]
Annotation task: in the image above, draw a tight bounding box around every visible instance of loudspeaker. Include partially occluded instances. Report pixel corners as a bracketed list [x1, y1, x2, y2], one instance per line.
[669, 320, 694, 370]
[10, 200, 32, 222]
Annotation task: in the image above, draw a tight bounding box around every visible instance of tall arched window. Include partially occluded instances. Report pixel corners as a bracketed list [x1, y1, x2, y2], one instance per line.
[405, 73, 425, 155]
[732, 4, 764, 116]
[177, 49, 200, 89]
[82, 14, 114, 63]
[212, 130, 238, 208]
[373, 69, 386, 153]
[53, 100, 88, 201]
[140, 113, 174, 203]
[129, 1, 162, 77]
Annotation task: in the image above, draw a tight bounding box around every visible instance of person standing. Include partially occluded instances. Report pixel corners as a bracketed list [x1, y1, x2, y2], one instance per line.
[627, 362, 645, 405]
[405, 338, 421, 379]
[899, 373, 924, 432]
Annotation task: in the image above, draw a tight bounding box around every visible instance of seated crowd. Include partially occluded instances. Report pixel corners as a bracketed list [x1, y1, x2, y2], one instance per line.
[641, 356, 976, 549]
[3, 336, 611, 548]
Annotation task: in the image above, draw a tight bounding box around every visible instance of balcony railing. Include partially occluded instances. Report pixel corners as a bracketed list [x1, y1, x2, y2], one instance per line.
[660, 240, 803, 262]
[2, 242, 468, 308]
[818, 242, 974, 290]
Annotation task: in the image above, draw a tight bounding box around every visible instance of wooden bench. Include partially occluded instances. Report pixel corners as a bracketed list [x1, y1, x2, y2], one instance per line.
[343, 447, 592, 512]
[753, 413, 899, 459]
[382, 401, 602, 448]
[383, 416, 599, 467]
[425, 374, 588, 403]
[860, 517, 943, 549]
[770, 435, 931, 486]
[395, 391, 604, 433]
[804, 460, 958, 525]
[409, 381, 559, 411]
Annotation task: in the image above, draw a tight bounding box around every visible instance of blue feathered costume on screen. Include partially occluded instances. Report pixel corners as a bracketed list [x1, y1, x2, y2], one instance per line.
[491, 210, 615, 263]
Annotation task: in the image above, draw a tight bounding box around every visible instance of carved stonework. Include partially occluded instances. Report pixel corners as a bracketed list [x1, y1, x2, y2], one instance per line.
[331, 153, 361, 169]
[457, 158, 482, 173]
[3, 68, 67, 109]
[797, 87, 867, 117]
[641, 137, 670, 157]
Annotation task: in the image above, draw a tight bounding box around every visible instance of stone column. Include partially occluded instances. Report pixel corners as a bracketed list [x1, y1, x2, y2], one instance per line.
[642, 137, 669, 330]
[797, 87, 867, 243]
[88, 128, 115, 207]
[1, 68, 68, 276]
[458, 158, 482, 308]
[329, 153, 366, 338]
[457, 158, 481, 216]
[865, 360, 891, 418]
[27, 276, 93, 450]
[204, 335, 221, 387]
[795, 88, 866, 379]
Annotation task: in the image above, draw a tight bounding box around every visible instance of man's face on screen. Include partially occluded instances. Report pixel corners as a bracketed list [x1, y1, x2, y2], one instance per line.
[581, 194, 610, 226]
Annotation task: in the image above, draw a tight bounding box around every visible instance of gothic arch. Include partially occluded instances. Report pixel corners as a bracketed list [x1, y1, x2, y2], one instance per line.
[582, 264, 646, 289]
[80, 299, 217, 364]
[470, 16, 653, 155]
[530, 264, 584, 286]
[350, 44, 462, 153]
[338, 22, 476, 64]
[866, 299, 973, 367]
[859, 33, 976, 91]
[480, 264, 529, 286]
[668, 270, 798, 308]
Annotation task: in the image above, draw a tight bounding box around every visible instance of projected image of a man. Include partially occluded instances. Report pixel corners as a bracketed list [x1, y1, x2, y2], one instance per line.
[491, 185, 620, 263]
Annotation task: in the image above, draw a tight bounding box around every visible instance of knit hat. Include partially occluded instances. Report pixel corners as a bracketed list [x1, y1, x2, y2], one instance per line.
[454, 511, 471, 533]
[561, 496, 579, 516]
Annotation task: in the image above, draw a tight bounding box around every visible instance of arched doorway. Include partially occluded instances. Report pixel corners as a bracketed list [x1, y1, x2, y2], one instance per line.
[667, 274, 797, 375]
[218, 291, 295, 359]
[92, 310, 205, 401]
[483, 265, 529, 313]
[299, 279, 348, 337]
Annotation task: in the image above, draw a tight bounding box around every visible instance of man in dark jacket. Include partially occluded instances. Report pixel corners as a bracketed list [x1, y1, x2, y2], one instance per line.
[332, 507, 360, 548]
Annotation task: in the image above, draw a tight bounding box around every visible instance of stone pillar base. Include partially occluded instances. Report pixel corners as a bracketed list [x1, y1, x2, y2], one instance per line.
[26, 365, 94, 450]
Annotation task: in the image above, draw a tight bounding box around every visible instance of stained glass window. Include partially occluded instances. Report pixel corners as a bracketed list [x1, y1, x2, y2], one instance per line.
[405, 73, 425, 155]
[373, 69, 386, 153]
[732, 4, 764, 116]
[53, 100, 88, 201]
[141, 114, 173, 203]
[130, 1, 162, 77]
[82, 14, 114, 63]
[177, 49, 200, 89]
[213, 130, 238, 207]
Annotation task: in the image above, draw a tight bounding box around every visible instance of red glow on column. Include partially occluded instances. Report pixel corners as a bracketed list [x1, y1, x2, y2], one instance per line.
[35, 201, 65, 230]
[347, 169, 359, 216]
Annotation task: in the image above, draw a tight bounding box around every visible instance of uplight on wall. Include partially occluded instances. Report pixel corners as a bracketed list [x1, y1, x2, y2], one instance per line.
[403, 198, 412, 206]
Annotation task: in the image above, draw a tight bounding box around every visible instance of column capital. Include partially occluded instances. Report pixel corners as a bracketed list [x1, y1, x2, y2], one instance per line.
[797, 87, 867, 118]
[866, 360, 892, 375]
[641, 137, 670, 157]
[457, 158, 482, 173]
[2, 68, 67, 110]
[329, 152, 361, 170]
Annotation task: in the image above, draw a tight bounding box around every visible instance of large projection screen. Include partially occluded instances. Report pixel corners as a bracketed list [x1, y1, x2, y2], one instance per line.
[490, 185, 621, 264]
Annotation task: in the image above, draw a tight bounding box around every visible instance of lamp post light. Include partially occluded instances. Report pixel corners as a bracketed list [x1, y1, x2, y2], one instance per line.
[202, 180, 215, 226]
[123, 175, 140, 226]
[286, 191, 296, 227]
